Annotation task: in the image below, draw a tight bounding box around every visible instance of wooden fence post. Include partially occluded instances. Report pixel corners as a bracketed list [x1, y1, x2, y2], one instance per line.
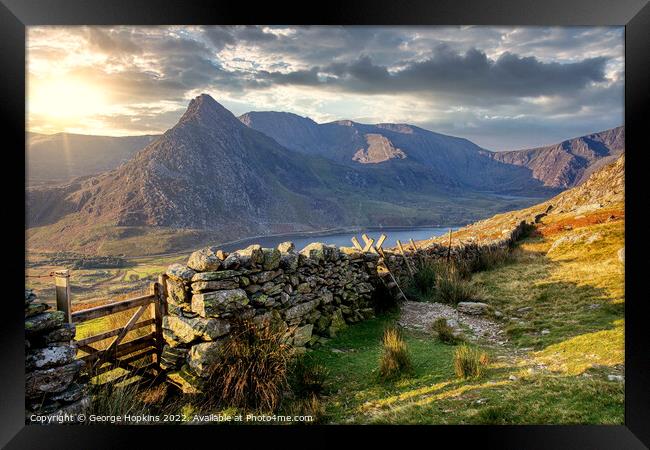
[54, 270, 72, 323]
[446, 228, 453, 264]
[153, 279, 165, 371]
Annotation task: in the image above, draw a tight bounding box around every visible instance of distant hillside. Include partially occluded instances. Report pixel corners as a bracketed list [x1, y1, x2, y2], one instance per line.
[239, 112, 553, 196]
[423, 153, 625, 246]
[26, 132, 159, 185]
[485, 127, 624, 188]
[27, 95, 555, 256]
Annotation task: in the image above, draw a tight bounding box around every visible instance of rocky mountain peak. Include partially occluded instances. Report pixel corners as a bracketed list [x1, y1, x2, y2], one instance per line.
[177, 93, 241, 130]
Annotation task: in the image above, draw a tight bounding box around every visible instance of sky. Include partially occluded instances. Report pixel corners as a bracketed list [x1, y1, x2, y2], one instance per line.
[27, 25, 624, 151]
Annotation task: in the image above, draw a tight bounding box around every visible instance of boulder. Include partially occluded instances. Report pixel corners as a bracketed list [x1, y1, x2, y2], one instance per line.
[163, 315, 230, 343]
[187, 247, 222, 272]
[293, 324, 314, 347]
[166, 263, 196, 282]
[191, 289, 249, 317]
[277, 241, 295, 253]
[222, 253, 241, 270]
[262, 248, 281, 270]
[188, 341, 224, 377]
[457, 302, 490, 315]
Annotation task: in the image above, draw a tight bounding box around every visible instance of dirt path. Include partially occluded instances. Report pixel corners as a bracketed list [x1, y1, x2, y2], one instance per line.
[398, 300, 508, 346]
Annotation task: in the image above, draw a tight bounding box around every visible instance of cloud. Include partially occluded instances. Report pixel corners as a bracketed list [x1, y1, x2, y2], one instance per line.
[26, 26, 624, 148]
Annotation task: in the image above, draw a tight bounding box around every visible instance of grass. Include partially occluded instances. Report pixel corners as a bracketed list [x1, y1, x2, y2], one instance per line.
[302, 208, 624, 424]
[379, 327, 413, 381]
[206, 319, 292, 413]
[453, 345, 489, 379]
[406, 260, 479, 305]
[431, 318, 464, 345]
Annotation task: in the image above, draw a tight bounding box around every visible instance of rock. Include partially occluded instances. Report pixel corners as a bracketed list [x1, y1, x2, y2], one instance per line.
[493, 311, 503, 318]
[25, 302, 49, 318]
[25, 311, 65, 335]
[191, 270, 241, 282]
[191, 289, 249, 317]
[293, 324, 314, 347]
[166, 278, 190, 305]
[235, 244, 264, 266]
[222, 253, 241, 270]
[280, 252, 299, 271]
[187, 247, 222, 272]
[339, 247, 363, 260]
[41, 323, 76, 344]
[160, 345, 189, 371]
[25, 360, 84, 398]
[285, 300, 318, 321]
[250, 270, 282, 284]
[26, 345, 76, 370]
[618, 247, 624, 264]
[508, 375, 518, 381]
[163, 315, 230, 344]
[277, 241, 295, 253]
[541, 329, 550, 335]
[607, 374, 624, 382]
[188, 341, 224, 377]
[192, 280, 240, 292]
[297, 282, 311, 294]
[328, 309, 347, 337]
[168, 367, 202, 394]
[457, 302, 490, 315]
[49, 383, 86, 404]
[262, 248, 281, 270]
[300, 242, 329, 261]
[166, 263, 196, 282]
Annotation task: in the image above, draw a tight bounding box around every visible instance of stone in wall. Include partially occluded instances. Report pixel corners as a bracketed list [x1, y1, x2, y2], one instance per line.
[25, 289, 89, 421]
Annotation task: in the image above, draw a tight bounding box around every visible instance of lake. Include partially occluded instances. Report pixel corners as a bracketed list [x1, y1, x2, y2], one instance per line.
[218, 226, 458, 253]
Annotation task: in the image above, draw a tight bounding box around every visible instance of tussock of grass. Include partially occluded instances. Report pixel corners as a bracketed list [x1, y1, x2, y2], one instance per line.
[379, 327, 413, 381]
[206, 319, 291, 412]
[431, 318, 464, 345]
[453, 345, 489, 379]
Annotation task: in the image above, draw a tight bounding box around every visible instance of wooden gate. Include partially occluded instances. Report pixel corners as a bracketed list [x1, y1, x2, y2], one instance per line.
[54, 271, 168, 384]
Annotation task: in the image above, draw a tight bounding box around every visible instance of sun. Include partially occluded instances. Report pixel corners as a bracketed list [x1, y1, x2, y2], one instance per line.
[28, 76, 109, 127]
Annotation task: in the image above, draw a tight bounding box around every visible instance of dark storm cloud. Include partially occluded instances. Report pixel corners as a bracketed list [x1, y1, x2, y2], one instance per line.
[27, 26, 624, 148]
[259, 45, 608, 99]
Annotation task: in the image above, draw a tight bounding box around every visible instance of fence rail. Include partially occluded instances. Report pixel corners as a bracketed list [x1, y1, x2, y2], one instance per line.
[54, 271, 168, 383]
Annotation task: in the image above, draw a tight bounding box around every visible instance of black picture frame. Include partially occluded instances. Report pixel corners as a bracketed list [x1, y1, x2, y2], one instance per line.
[3, 0, 648, 448]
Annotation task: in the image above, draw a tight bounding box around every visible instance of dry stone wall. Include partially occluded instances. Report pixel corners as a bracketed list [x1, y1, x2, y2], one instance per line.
[25, 289, 88, 420]
[161, 220, 528, 393]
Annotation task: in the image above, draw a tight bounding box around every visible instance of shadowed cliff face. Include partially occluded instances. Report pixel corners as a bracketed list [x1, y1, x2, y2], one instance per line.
[486, 126, 624, 188]
[239, 111, 562, 195]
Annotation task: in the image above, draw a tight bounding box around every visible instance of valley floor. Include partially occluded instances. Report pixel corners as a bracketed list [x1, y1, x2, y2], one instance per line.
[304, 207, 624, 424]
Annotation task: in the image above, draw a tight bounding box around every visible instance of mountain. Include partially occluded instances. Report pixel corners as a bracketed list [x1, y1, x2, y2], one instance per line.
[26, 132, 159, 185]
[27, 94, 559, 256]
[239, 112, 552, 195]
[423, 153, 625, 246]
[484, 127, 624, 188]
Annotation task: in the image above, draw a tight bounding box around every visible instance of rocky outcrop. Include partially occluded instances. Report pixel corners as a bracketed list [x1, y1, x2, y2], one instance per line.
[25, 289, 88, 420]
